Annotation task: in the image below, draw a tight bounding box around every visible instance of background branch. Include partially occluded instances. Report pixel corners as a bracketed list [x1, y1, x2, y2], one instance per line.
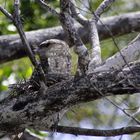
[0, 6, 13, 20]
[88, 18, 102, 73]
[95, 0, 116, 17]
[0, 11, 139, 64]
[37, 0, 59, 16]
[95, 34, 140, 72]
[56, 125, 140, 137]
[70, 0, 88, 26]
[13, 0, 39, 68]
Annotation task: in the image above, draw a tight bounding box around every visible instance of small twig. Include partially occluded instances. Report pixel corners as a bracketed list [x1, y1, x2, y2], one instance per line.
[93, 85, 140, 125]
[37, 0, 59, 16]
[12, 0, 46, 84]
[133, 133, 140, 140]
[0, 2, 36, 67]
[69, 0, 88, 26]
[0, 6, 13, 20]
[119, 106, 140, 140]
[13, 0, 36, 66]
[76, 0, 93, 15]
[55, 125, 140, 137]
[95, 0, 116, 17]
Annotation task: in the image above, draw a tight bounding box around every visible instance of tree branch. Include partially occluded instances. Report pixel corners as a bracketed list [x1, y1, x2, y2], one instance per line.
[59, 0, 89, 75]
[1, 1, 140, 138]
[0, 6, 13, 20]
[87, 0, 116, 72]
[88, 18, 102, 73]
[69, 0, 88, 26]
[56, 125, 140, 137]
[12, 0, 39, 68]
[94, 34, 140, 72]
[0, 11, 140, 64]
[0, 60, 140, 136]
[36, 0, 59, 16]
[95, 0, 116, 17]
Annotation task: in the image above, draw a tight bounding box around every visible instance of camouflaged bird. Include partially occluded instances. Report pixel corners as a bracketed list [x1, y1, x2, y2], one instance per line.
[38, 39, 71, 75]
[31, 39, 71, 87]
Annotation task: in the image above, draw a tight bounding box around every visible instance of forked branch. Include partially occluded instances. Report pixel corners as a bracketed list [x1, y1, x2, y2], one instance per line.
[59, 0, 89, 75]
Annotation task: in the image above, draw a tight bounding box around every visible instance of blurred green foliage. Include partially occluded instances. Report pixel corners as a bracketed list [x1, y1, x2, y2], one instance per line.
[0, 0, 60, 92]
[0, 0, 59, 34]
[0, 58, 32, 91]
[0, 1, 140, 139]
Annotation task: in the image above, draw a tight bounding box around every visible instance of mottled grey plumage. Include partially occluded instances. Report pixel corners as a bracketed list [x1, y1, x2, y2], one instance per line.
[31, 39, 71, 87]
[38, 39, 71, 75]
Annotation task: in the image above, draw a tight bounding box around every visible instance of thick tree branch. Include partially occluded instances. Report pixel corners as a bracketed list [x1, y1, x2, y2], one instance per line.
[0, 11, 140, 64]
[60, 0, 89, 75]
[0, 60, 140, 136]
[1, 1, 140, 138]
[94, 33, 140, 72]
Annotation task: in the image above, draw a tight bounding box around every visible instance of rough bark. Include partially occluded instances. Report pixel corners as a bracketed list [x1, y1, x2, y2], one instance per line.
[0, 11, 140, 64]
[88, 19, 101, 72]
[94, 33, 140, 72]
[0, 60, 140, 136]
[60, 0, 89, 75]
[95, 0, 116, 17]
